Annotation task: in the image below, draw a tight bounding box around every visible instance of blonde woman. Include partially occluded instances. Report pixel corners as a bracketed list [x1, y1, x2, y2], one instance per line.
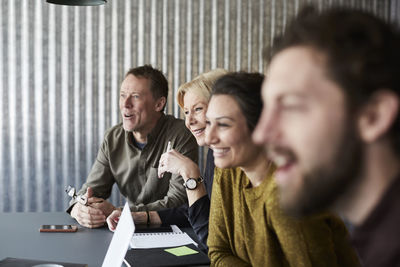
[157, 69, 227, 251]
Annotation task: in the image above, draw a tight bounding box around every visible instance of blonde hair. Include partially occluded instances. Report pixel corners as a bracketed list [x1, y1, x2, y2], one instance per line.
[177, 69, 228, 109]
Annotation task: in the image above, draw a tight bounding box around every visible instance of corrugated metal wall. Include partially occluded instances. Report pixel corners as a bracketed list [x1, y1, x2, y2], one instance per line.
[1, 0, 398, 212]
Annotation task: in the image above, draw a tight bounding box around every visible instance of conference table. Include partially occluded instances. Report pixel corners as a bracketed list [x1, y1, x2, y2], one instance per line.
[0, 212, 205, 267]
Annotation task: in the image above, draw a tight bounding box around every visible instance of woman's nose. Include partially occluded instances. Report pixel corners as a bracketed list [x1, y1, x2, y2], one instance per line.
[205, 124, 217, 145]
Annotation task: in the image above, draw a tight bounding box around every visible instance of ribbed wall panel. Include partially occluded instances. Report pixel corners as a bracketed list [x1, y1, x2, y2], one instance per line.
[1, 0, 398, 212]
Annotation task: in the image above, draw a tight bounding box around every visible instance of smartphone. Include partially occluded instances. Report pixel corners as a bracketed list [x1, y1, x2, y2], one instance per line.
[39, 224, 78, 232]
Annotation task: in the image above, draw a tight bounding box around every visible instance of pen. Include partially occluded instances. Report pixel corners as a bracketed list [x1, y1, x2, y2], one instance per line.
[66, 186, 88, 205]
[66, 185, 104, 206]
[166, 141, 172, 152]
[161, 141, 172, 179]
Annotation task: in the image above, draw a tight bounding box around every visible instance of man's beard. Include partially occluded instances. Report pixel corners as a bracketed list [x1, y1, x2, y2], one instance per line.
[280, 122, 364, 217]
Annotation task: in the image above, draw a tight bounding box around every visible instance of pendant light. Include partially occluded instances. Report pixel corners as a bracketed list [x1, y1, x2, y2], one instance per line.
[47, 0, 106, 6]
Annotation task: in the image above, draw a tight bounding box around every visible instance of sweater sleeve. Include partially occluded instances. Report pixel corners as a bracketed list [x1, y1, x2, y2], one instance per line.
[207, 169, 251, 267]
[188, 195, 210, 251]
[66, 135, 115, 213]
[187, 148, 215, 252]
[157, 204, 191, 227]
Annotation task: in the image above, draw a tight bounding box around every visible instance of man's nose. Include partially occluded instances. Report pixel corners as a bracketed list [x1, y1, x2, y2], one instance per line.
[253, 108, 278, 145]
[123, 96, 132, 108]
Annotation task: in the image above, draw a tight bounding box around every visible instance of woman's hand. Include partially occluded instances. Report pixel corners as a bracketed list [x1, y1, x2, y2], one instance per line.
[159, 149, 207, 206]
[106, 209, 121, 232]
[158, 149, 200, 180]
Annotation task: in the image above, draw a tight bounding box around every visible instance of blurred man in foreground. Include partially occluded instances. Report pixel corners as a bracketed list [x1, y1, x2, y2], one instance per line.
[253, 7, 400, 267]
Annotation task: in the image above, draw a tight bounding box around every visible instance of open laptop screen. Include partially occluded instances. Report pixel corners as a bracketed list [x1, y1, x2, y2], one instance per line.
[102, 202, 135, 267]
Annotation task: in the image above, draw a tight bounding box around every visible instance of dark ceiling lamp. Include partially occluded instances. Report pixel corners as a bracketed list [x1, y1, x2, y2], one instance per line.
[47, 0, 106, 6]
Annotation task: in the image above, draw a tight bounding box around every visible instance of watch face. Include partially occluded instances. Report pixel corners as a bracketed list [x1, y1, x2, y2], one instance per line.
[186, 178, 197, 190]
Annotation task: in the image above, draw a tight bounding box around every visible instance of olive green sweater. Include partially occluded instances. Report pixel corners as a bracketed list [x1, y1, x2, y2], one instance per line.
[208, 167, 360, 267]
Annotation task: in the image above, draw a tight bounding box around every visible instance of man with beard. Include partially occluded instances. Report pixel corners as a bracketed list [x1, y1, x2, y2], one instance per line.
[253, 6, 400, 267]
[67, 65, 197, 228]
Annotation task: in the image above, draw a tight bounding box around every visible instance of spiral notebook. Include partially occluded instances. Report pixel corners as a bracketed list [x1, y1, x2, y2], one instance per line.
[125, 243, 210, 267]
[130, 225, 197, 249]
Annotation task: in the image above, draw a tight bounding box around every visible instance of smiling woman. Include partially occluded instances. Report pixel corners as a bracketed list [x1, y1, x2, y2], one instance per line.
[205, 72, 361, 267]
[178, 69, 227, 146]
[156, 69, 227, 251]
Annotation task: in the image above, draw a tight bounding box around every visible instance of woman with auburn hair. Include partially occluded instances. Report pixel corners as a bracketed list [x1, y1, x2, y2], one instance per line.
[205, 72, 360, 266]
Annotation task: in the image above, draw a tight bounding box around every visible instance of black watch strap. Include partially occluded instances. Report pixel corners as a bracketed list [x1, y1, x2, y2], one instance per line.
[194, 176, 204, 183]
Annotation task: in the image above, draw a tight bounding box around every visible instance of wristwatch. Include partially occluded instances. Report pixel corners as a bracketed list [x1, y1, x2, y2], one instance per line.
[183, 176, 204, 190]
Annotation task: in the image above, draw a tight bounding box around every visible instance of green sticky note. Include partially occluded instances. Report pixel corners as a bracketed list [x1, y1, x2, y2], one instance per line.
[164, 245, 199, 256]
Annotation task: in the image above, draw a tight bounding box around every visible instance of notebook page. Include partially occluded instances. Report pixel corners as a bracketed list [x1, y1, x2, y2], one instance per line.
[130, 231, 197, 249]
[133, 224, 182, 235]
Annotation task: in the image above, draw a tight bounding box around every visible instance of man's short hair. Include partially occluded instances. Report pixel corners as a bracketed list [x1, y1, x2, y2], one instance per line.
[126, 65, 168, 111]
[269, 6, 400, 153]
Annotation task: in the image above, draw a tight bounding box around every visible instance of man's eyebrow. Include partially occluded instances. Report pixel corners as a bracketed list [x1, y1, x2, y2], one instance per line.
[280, 91, 308, 97]
[120, 89, 140, 94]
[276, 92, 309, 101]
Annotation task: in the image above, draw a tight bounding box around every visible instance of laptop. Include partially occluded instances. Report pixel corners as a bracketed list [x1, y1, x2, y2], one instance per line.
[101, 202, 210, 267]
[101, 202, 135, 267]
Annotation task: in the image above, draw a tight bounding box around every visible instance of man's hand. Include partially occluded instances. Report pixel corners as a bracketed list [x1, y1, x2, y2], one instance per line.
[89, 198, 116, 218]
[70, 187, 111, 228]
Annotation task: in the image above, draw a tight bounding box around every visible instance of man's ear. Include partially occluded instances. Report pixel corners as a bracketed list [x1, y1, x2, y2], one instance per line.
[155, 96, 166, 112]
[358, 90, 399, 143]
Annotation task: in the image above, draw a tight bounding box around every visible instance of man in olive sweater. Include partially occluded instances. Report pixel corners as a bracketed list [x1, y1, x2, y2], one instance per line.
[68, 65, 197, 228]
